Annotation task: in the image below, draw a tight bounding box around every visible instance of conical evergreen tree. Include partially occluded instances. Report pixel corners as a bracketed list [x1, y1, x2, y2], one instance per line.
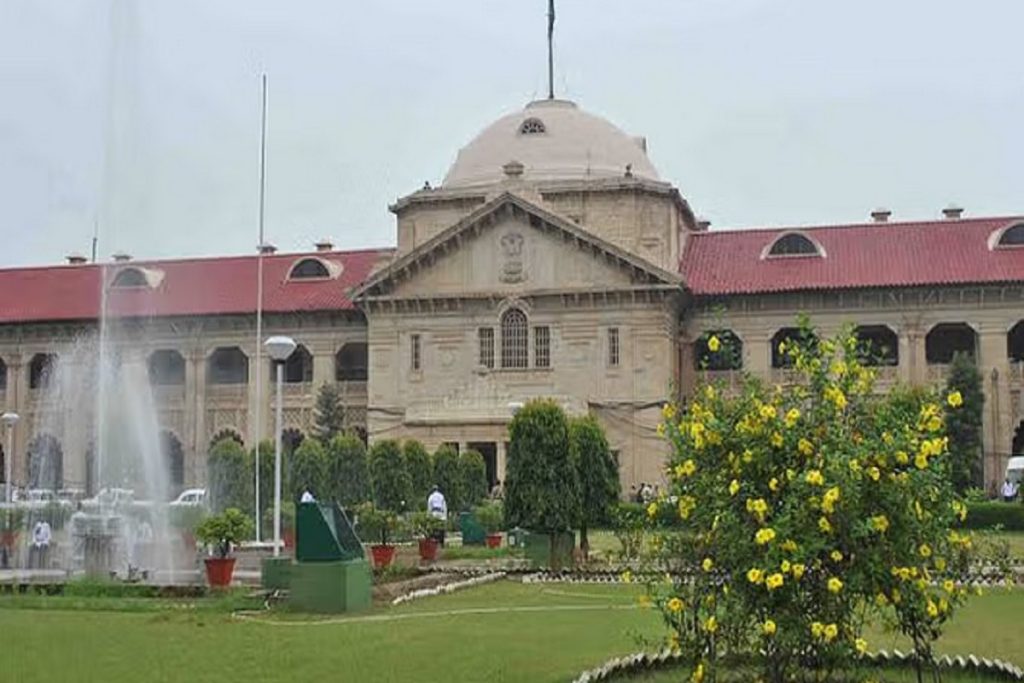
[312, 382, 345, 442]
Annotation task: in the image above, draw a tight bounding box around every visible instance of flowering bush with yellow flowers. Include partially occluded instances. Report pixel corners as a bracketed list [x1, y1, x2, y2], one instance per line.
[645, 319, 978, 683]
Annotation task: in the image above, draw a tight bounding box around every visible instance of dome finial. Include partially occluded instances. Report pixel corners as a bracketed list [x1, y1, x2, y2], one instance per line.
[547, 0, 556, 100]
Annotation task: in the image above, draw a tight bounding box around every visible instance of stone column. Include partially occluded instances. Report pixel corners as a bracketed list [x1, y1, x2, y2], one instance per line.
[310, 339, 335, 390]
[496, 439, 507, 485]
[189, 349, 208, 488]
[978, 324, 1011, 489]
[745, 334, 771, 382]
[7, 353, 26, 487]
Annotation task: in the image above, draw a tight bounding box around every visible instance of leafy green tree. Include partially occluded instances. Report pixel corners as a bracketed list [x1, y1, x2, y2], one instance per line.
[312, 382, 345, 442]
[505, 399, 581, 564]
[432, 445, 464, 514]
[569, 415, 620, 558]
[207, 437, 252, 515]
[369, 439, 412, 512]
[945, 351, 984, 493]
[289, 438, 328, 502]
[326, 433, 372, 507]
[460, 449, 489, 509]
[403, 440, 433, 510]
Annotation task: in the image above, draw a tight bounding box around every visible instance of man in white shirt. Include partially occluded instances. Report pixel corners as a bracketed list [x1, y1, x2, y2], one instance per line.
[427, 486, 447, 546]
[30, 520, 51, 569]
[1002, 478, 1019, 503]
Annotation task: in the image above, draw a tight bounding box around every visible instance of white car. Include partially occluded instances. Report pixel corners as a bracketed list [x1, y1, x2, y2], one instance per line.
[170, 488, 206, 507]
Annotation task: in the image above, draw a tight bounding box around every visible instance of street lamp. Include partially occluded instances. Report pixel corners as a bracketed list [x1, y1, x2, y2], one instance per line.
[2, 412, 20, 504]
[264, 336, 296, 557]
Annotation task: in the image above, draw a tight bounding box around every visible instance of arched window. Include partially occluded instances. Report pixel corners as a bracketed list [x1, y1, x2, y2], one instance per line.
[148, 350, 186, 386]
[27, 434, 63, 490]
[925, 323, 976, 364]
[501, 309, 529, 369]
[161, 431, 185, 495]
[111, 267, 148, 288]
[766, 233, 821, 257]
[997, 223, 1024, 247]
[336, 343, 368, 381]
[694, 330, 743, 371]
[0, 357, 6, 392]
[854, 325, 899, 367]
[282, 344, 313, 384]
[289, 258, 331, 279]
[207, 347, 249, 385]
[518, 118, 546, 135]
[282, 428, 305, 454]
[771, 327, 818, 368]
[29, 353, 57, 389]
[1007, 322, 1024, 363]
[209, 429, 244, 450]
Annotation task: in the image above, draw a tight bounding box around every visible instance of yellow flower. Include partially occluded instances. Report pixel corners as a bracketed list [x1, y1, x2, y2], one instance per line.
[827, 577, 843, 594]
[926, 600, 939, 618]
[823, 623, 839, 642]
[781, 539, 798, 553]
[870, 515, 889, 533]
[747, 568, 764, 584]
[707, 335, 721, 352]
[729, 479, 740, 496]
[780, 559, 791, 573]
[792, 563, 806, 580]
[805, 470, 824, 486]
[855, 638, 869, 655]
[934, 557, 947, 571]
[656, 423, 666, 438]
[762, 619, 777, 636]
[947, 390, 963, 407]
[702, 557, 714, 572]
[848, 458, 862, 474]
[620, 570, 633, 584]
[755, 528, 777, 545]
[875, 593, 888, 606]
[769, 477, 779, 492]
[919, 544, 932, 558]
[830, 550, 843, 563]
[784, 408, 801, 428]
[667, 597, 684, 613]
[926, 415, 943, 432]
[661, 403, 677, 420]
[760, 404, 778, 420]
[678, 496, 697, 520]
[798, 438, 814, 456]
[647, 502, 659, 518]
[704, 616, 718, 633]
[638, 594, 652, 609]
[770, 431, 784, 448]
[822, 486, 841, 514]
[818, 516, 833, 534]
[810, 621, 824, 638]
[691, 662, 705, 683]
[895, 450, 909, 465]
[675, 459, 697, 478]
[766, 573, 785, 590]
[943, 579, 955, 594]
[867, 466, 881, 482]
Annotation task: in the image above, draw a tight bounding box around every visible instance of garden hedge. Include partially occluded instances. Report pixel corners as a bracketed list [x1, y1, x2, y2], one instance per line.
[963, 502, 1024, 531]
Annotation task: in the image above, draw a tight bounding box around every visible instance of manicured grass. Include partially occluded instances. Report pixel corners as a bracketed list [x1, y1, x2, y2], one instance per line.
[1, 583, 1019, 683]
[0, 581, 662, 683]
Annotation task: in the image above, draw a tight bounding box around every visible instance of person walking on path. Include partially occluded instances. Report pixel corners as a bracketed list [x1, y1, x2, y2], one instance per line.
[30, 519, 51, 569]
[427, 486, 447, 547]
[1002, 478, 1019, 503]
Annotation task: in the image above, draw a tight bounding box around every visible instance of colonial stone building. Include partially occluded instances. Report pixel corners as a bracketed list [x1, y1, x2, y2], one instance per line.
[1, 98, 1022, 496]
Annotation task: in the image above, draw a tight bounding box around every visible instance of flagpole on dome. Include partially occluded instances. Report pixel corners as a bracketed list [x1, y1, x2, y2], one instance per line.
[547, 0, 556, 100]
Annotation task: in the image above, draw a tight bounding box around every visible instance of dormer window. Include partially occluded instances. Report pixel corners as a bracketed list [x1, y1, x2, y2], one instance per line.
[764, 232, 823, 258]
[518, 118, 546, 135]
[288, 258, 331, 280]
[996, 223, 1024, 248]
[110, 267, 151, 288]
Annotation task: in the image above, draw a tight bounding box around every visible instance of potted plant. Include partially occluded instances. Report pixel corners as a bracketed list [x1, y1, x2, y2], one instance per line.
[261, 501, 296, 550]
[475, 501, 504, 549]
[194, 507, 252, 588]
[409, 511, 444, 562]
[355, 502, 400, 569]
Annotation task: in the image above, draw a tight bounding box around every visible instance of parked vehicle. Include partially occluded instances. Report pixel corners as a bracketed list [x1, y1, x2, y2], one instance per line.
[170, 488, 206, 507]
[1006, 457, 1024, 485]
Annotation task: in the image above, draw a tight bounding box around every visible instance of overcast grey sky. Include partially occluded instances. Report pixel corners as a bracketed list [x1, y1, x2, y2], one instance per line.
[1, 0, 1022, 267]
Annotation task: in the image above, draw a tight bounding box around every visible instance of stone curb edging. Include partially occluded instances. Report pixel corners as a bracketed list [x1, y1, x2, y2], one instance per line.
[390, 572, 507, 606]
[569, 649, 1024, 683]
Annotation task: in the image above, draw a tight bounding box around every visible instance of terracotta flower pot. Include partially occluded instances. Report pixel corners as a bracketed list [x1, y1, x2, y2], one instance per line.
[283, 529, 295, 550]
[418, 537, 439, 562]
[370, 544, 396, 569]
[204, 557, 236, 588]
[485, 533, 502, 549]
[1, 531, 18, 548]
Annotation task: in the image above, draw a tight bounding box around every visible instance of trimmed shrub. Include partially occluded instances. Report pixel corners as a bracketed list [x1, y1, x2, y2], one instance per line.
[327, 433, 371, 508]
[963, 501, 1024, 531]
[403, 440, 433, 510]
[460, 449, 489, 509]
[312, 382, 346, 442]
[289, 438, 328, 502]
[369, 439, 412, 513]
[945, 352, 984, 492]
[570, 414, 620, 556]
[432, 445, 463, 514]
[207, 437, 252, 515]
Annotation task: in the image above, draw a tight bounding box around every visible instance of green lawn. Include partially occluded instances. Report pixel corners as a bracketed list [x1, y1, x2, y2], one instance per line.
[1, 583, 1020, 683]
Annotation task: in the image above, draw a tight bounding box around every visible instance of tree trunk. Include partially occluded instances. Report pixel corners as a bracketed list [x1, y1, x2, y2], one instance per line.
[580, 524, 590, 561]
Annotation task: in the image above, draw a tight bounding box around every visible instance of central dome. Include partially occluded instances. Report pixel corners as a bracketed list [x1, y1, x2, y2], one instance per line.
[442, 99, 659, 188]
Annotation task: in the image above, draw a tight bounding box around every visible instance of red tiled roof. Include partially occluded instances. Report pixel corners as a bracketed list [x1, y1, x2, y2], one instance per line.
[0, 248, 393, 324]
[680, 216, 1024, 296]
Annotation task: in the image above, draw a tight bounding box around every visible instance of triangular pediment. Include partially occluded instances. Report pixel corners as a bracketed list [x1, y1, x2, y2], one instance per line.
[352, 193, 682, 302]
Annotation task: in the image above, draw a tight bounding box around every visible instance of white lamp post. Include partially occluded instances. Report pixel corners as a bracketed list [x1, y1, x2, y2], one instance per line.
[263, 336, 296, 557]
[2, 412, 20, 504]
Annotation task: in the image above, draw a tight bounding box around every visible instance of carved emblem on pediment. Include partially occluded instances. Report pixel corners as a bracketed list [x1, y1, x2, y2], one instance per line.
[499, 232, 526, 283]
